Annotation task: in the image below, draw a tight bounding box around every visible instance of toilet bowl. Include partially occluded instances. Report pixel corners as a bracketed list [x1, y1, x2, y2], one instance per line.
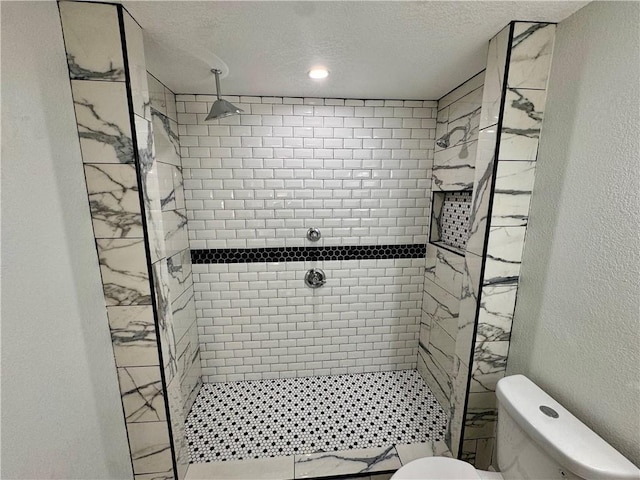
[391, 456, 502, 479]
[391, 375, 640, 480]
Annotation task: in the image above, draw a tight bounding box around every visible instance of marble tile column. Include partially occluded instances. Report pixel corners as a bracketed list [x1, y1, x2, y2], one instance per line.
[447, 22, 556, 467]
[58, 2, 192, 478]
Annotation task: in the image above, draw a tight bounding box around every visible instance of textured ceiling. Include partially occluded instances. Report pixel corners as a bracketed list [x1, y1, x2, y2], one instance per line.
[121, 1, 588, 99]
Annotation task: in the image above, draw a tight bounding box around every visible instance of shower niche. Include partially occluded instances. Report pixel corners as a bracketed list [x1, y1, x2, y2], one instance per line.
[429, 190, 472, 255]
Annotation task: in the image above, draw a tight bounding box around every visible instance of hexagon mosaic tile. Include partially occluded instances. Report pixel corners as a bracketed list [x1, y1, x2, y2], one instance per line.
[186, 370, 447, 462]
[191, 244, 427, 264]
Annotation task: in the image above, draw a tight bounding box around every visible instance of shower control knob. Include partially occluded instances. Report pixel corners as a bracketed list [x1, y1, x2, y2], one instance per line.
[307, 227, 321, 242]
[305, 268, 326, 288]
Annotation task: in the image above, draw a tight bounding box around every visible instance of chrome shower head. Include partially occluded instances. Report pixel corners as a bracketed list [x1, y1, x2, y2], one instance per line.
[205, 68, 244, 121]
[436, 133, 451, 149]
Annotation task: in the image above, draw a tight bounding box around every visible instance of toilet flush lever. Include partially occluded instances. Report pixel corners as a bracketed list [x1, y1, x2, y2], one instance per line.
[307, 227, 321, 242]
[305, 268, 326, 288]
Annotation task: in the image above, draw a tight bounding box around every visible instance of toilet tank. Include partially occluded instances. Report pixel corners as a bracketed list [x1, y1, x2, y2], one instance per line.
[495, 375, 639, 480]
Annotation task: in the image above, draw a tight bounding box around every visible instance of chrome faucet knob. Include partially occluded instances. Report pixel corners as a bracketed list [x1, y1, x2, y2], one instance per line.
[307, 227, 321, 242]
[305, 268, 326, 288]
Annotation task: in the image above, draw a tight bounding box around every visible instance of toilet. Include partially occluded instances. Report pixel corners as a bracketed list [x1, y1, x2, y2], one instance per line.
[392, 375, 640, 480]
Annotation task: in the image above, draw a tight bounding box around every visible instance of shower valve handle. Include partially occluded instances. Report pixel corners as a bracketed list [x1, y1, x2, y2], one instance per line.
[305, 268, 326, 288]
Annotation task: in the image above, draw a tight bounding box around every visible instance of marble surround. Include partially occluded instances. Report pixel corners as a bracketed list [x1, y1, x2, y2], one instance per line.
[417, 74, 484, 420]
[59, 3, 200, 478]
[451, 22, 557, 466]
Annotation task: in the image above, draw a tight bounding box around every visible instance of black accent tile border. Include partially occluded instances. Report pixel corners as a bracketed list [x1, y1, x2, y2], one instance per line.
[191, 244, 427, 264]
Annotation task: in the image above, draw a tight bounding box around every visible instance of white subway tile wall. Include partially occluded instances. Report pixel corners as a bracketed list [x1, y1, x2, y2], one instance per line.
[193, 258, 425, 382]
[178, 96, 437, 249]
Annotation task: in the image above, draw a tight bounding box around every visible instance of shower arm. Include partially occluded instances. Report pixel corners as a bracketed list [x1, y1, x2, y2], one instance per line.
[212, 69, 223, 101]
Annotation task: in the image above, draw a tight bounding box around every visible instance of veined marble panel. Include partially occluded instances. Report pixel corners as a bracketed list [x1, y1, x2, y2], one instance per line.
[427, 322, 455, 376]
[123, 12, 150, 120]
[166, 376, 187, 479]
[446, 356, 469, 457]
[471, 341, 509, 393]
[431, 245, 465, 299]
[477, 285, 517, 343]
[71, 80, 133, 164]
[97, 238, 151, 306]
[148, 74, 167, 116]
[465, 126, 497, 257]
[499, 88, 547, 161]
[108, 306, 159, 367]
[294, 445, 401, 478]
[480, 25, 510, 130]
[157, 162, 177, 212]
[118, 366, 166, 422]
[167, 249, 193, 300]
[172, 286, 196, 346]
[455, 252, 482, 362]
[422, 278, 459, 338]
[508, 23, 556, 90]
[185, 456, 294, 480]
[153, 111, 181, 167]
[464, 391, 497, 439]
[183, 359, 202, 413]
[165, 88, 178, 122]
[492, 160, 536, 226]
[417, 344, 451, 408]
[429, 192, 445, 242]
[135, 472, 173, 480]
[483, 226, 526, 286]
[432, 141, 477, 191]
[59, 2, 124, 81]
[395, 440, 452, 465]
[461, 438, 495, 467]
[128, 421, 173, 475]
[163, 209, 189, 258]
[445, 86, 483, 147]
[419, 316, 432, 349]
[153, 261, 178, 384]
[84, 164, 143, 238]
[435, 106, 449, 145]
[135, 115, 165, 264]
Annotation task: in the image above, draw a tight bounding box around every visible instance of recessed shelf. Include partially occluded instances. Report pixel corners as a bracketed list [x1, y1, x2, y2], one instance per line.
[430, 190, 472, 255]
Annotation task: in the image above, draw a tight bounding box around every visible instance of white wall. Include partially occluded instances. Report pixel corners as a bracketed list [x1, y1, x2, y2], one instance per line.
[508, 1, 640, 467]
[1, 2, 133, 478]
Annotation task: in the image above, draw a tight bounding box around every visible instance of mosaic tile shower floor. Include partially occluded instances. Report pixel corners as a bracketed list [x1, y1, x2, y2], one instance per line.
[186, 370, 448, 463]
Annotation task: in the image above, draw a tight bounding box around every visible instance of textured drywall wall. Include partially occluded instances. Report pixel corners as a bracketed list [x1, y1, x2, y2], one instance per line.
[507, 1, 640, 467]
[1, 2, 133, 478]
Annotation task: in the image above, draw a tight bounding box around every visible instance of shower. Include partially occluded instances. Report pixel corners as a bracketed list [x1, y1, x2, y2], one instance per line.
[205, 68, 244, 121]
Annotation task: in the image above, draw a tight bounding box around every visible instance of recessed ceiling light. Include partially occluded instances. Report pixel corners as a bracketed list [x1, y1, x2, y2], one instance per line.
[308, 68, 329, 79]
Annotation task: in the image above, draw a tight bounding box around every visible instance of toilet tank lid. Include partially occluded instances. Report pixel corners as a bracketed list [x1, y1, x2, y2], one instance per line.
[496, 375, 640, 480]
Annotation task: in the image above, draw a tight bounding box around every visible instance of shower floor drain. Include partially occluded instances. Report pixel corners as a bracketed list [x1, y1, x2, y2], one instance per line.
[185, 370, 447, 462]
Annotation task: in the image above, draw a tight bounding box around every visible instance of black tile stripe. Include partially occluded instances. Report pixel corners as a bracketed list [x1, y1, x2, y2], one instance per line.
[191, 244, 427, 264]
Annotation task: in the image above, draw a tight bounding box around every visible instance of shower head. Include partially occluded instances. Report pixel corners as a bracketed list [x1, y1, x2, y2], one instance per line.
[205, 68, 244, 121]
[436, 133, 451, 149]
